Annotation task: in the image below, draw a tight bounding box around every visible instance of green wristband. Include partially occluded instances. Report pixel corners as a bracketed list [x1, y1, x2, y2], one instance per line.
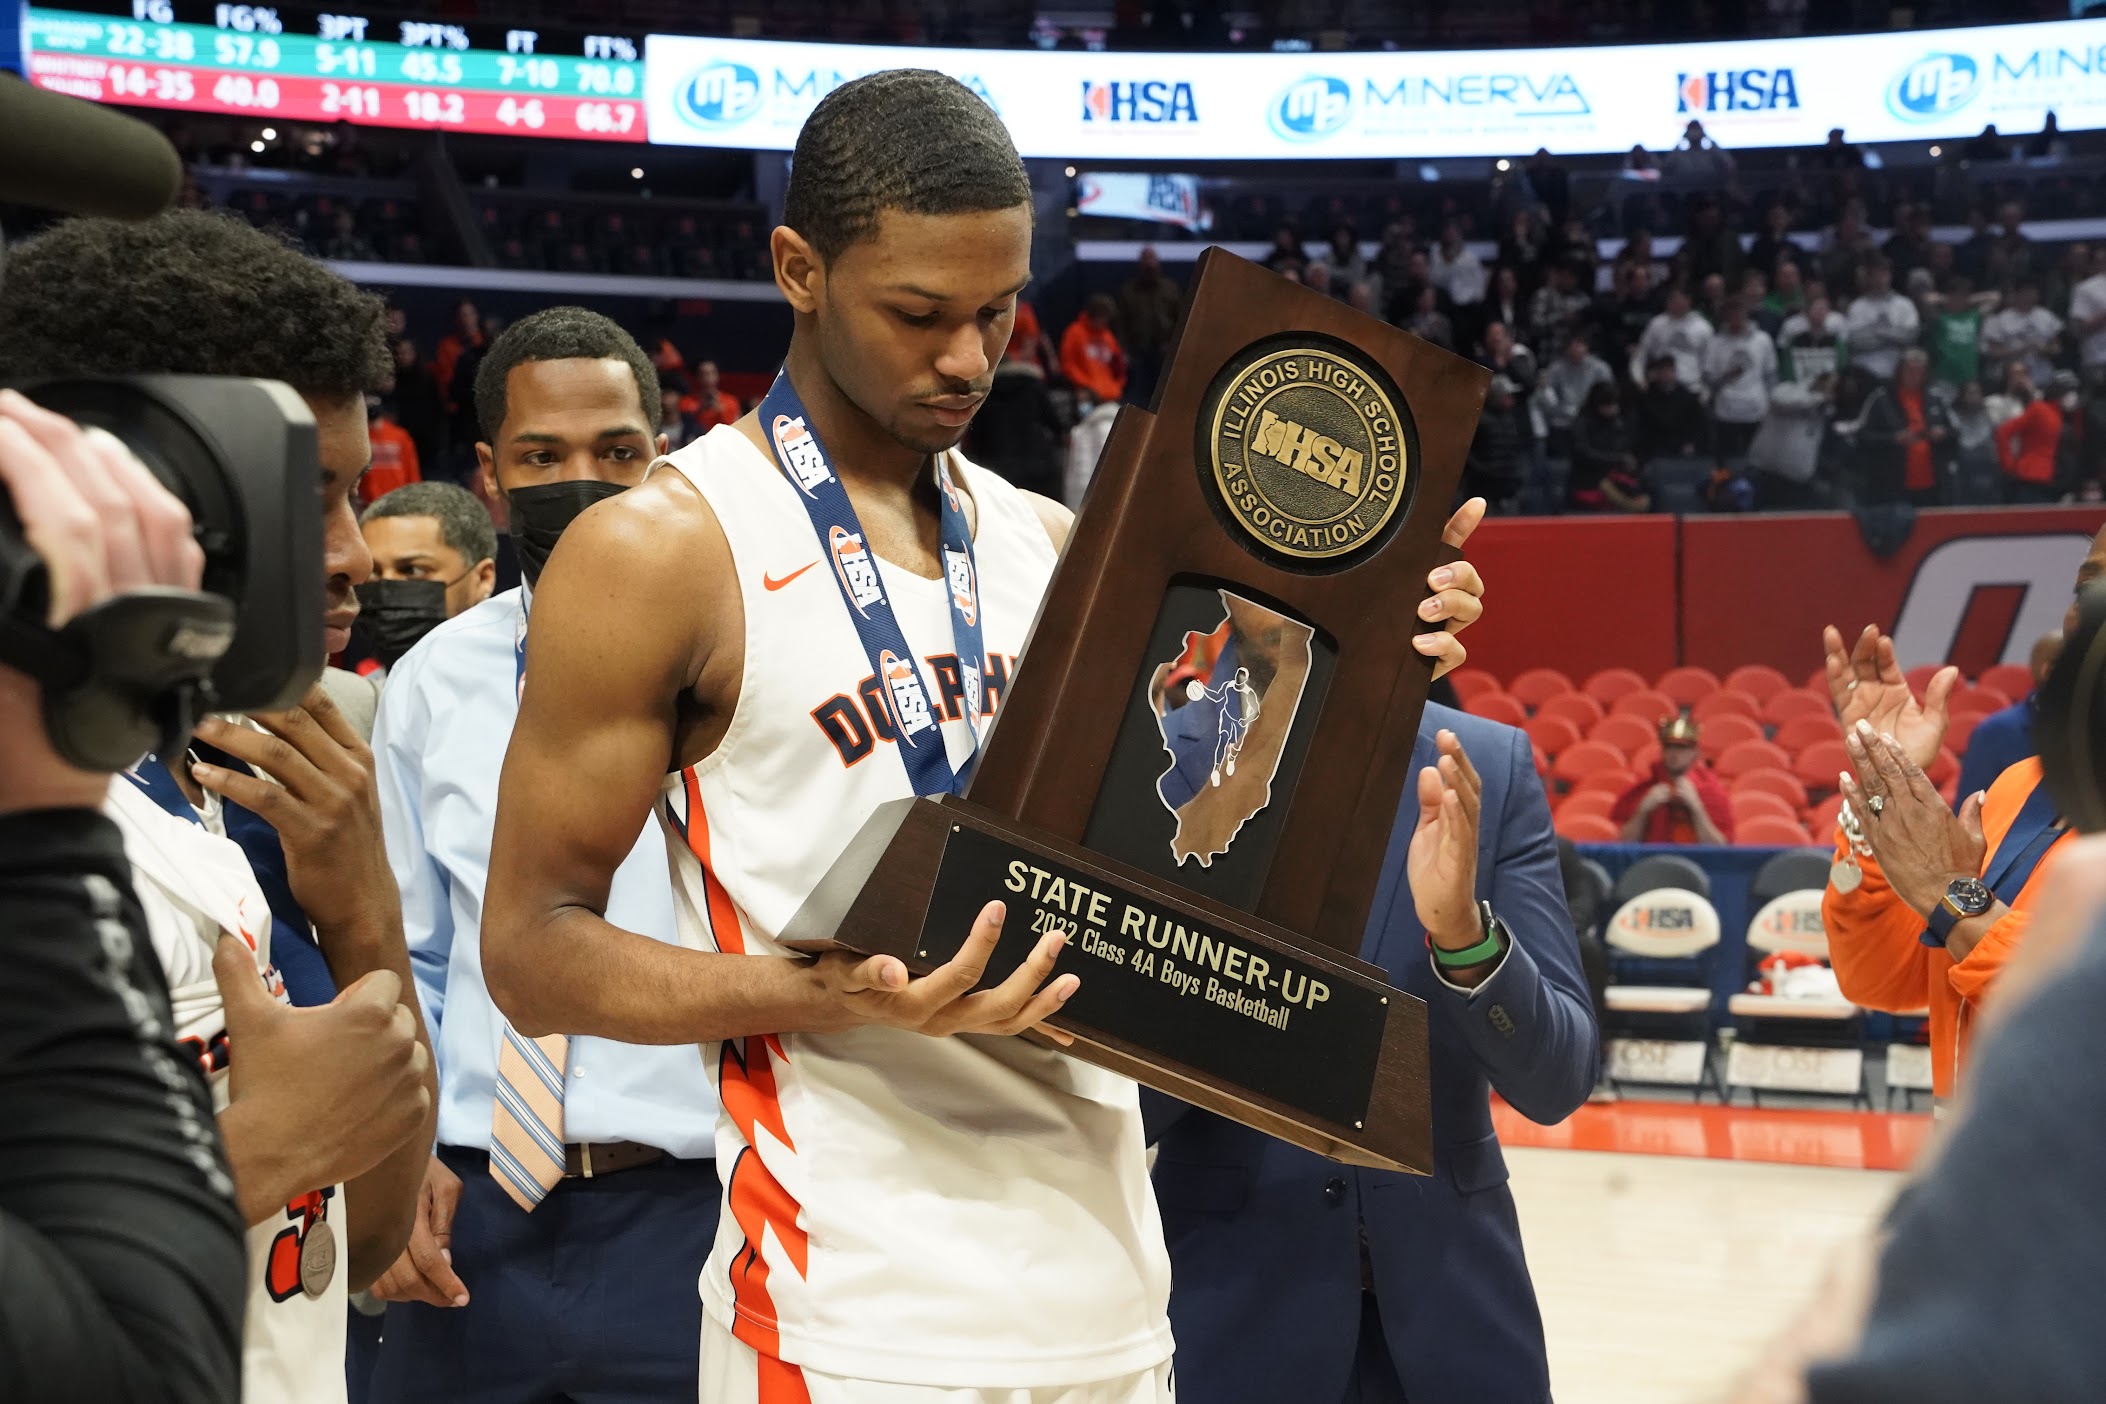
[1433, 903, 1506, 968]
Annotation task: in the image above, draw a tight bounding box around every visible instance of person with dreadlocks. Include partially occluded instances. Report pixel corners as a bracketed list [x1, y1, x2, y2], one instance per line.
[481, 71, 1489, 1402]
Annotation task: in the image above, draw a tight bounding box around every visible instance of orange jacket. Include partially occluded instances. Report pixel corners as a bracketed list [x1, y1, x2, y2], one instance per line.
[359, 417, 422, 506]
[1060, 318, 1127, 404]
[1822, 757, 2075, 1098]
[1995, 398, 2062, 484]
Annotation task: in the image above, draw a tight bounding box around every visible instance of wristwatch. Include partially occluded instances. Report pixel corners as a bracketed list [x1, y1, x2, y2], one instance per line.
[1926, 876, 1994, 946]
[1432, 900, 1508, 969]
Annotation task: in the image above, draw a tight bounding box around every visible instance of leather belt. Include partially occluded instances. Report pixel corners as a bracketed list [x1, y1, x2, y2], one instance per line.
[562, 1140, 664, 1178]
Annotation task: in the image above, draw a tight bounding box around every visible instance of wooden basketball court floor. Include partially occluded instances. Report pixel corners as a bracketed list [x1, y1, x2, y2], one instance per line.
[1494, 1100, 1926, 1403]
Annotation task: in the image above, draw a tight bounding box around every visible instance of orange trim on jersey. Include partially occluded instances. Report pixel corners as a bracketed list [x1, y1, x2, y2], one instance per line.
[682, 770, 748, 955]
[721, 1051, 810, 1358]
[757, 1351, 812, 1404]
[687, 778, 809, 1362]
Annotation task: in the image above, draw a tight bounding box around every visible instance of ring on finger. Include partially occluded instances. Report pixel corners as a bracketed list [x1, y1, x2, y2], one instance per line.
[1868, 794, 1886, 817]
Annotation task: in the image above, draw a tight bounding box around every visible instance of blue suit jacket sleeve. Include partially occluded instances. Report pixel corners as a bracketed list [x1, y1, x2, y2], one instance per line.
[1954, 702, 2032, 813]
[1419, 720, 1598, 1126]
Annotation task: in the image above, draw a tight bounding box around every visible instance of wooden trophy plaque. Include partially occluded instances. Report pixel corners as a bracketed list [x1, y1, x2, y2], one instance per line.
[780, 248, 1489, 1173]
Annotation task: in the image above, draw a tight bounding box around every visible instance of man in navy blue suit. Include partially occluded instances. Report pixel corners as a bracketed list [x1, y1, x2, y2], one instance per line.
[1150, 702, 1598, 1404]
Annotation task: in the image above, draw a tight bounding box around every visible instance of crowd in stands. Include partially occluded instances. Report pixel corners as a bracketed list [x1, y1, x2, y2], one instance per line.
[1056, 119, 2106, 517]
[117, 104, 2106, 520]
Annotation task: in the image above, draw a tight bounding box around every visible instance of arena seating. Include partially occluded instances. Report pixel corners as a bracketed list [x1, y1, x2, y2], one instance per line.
[472, 193, 772, 280]
[1600, 855, 1725, 1098]
[195, 169, 431, 264]
[1724, 852, 1871, 1106]
[1451, 661, 1980, 844]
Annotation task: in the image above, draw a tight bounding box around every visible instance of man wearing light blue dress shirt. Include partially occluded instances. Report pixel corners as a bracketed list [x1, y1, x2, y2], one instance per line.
[364, 309, 720, 1403]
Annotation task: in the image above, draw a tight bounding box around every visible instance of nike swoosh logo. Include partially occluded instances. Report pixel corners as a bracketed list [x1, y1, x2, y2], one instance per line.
[763, 561, 818, 591]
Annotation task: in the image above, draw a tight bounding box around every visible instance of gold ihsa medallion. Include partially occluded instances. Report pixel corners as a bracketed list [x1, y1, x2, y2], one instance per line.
[1206, 343, 1411, 563]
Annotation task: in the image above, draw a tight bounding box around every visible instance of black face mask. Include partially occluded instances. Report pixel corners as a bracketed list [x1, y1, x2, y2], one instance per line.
[353, 577, 451, 669]
[507, 480, 630, 586]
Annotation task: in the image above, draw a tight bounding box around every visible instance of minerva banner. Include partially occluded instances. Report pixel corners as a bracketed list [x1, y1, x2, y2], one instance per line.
[644, 20, 2106, 159]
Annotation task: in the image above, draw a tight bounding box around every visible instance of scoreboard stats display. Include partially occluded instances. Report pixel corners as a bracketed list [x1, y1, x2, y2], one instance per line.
[23, 1, 646, 141]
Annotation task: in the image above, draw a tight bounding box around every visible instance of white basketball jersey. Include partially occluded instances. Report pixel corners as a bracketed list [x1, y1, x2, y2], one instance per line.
[104, 774, 350, 1404]
[654, 427, 1172, 1388]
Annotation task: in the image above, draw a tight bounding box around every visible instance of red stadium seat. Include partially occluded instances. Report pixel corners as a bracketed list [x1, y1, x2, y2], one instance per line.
[1774, 714, 1843, 755]
[1572, 767, 1638, 800]
[1557, 790, 1617, 822]
[1696, 713, 1765, 758]
[1804, 665, 1829, 694]
[1805, 792, 1846, 837]
[1532, 744, 1551, 778]
[1944, 711, 1982, 754]
[1716, 739, 1794, 779]
[1693, 689, 1762, 723]
[1628, 742, 1662, 775]
[1610, 688, 1679, 723]
[1904, 664, 1951, 697]
[1588, 713, 1659, 760]
[1466, 692, 1529, 727]
[1553, 741, 1630, 790]
[1582, 667, 1651, 707]
[1537, 692, 1605, 732]
[1656, 666, 1723, 707]
[1979, 663, 2037, 702]
[1524, 714, 1582, 758]
[1946, 693, 1998, 722]
[1733, 767, 1809, 809]
[1731, 790, 1798, 824]
[1953, 685, 2011, 717]
[1928, 746, 1959, 791]
[1738, 815, 1815, 847]
[1447, 669, 1502, 704]
[1764, 689, 1835, 726]
[1723, 664, 1792, 703]
[1555, 811, 1622, 843]
[1509, 667, 1576, 710]
[1794, 739, 1853, 794]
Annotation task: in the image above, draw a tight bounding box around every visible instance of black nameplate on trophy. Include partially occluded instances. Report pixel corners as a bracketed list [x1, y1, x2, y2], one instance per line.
[914, 824, 1388, 1129]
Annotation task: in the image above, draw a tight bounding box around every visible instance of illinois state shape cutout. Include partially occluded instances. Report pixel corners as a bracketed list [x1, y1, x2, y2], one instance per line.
[1149, 588, 1315, 867]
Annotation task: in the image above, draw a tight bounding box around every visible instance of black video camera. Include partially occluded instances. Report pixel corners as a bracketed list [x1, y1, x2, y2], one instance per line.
[0, 377, 324, 769]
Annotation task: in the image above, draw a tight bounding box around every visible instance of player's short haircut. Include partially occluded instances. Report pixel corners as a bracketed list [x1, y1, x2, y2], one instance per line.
[0, 209, 389, 399]
[473, 306, 660, 442]
[361, 481, 499, 566]
[782, 69, 1031, 264]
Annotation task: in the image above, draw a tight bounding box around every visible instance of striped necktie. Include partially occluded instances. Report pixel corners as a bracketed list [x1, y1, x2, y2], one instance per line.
[490, 1025, 568, 1211]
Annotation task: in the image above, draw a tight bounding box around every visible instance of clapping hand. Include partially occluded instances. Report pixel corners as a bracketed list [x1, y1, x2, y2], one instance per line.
[1409, 730, 1485, 960]
[1838, 721, 1985, 917]
[1822, 625, 1957, 770]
